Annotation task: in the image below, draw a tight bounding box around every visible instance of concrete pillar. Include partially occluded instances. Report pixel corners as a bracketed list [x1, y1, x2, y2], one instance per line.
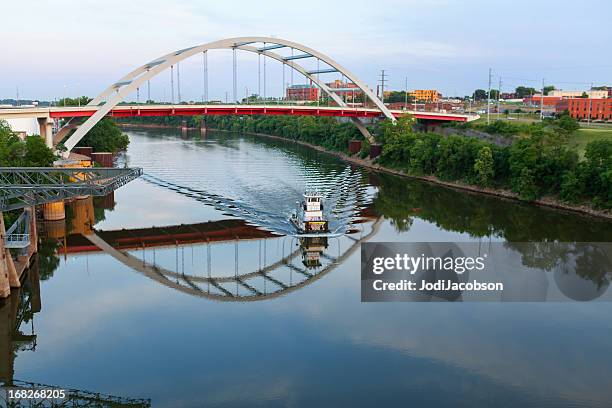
[37, 117, 53, 148]
[5, 250, 19, 288]
[42, 201, 65, 221]
[369, 144, 382, 159]
[0, 214, 10, 298]
[200, 119, 207, 134]
[348, 140, 362, 154]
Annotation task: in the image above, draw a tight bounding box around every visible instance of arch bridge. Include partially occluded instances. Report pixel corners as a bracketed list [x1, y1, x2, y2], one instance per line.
[61, 36, 397, 152]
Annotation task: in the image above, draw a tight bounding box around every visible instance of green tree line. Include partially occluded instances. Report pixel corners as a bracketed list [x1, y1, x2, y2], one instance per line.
[119, 113, 611, 209]
[376, 115, 610, 208]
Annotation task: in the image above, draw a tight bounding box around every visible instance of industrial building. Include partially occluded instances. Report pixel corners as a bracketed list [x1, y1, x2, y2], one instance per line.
[556, 98, 612, 121]
[408, 89, 442, 102]
[286, 84, 319, 101]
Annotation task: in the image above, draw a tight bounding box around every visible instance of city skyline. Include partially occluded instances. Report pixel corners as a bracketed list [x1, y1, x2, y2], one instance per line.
[2, 0, 610, 102]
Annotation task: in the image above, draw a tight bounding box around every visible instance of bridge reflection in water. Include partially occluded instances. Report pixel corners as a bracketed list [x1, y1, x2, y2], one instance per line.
[43, 196, 381, 301]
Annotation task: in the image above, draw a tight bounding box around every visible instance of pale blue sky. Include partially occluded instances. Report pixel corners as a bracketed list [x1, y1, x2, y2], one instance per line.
[1, 0, 610, 101]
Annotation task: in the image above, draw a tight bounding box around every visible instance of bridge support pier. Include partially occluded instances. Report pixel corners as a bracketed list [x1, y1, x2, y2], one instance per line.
[37, 117, 54, 148]
[0, 213, 10, 298]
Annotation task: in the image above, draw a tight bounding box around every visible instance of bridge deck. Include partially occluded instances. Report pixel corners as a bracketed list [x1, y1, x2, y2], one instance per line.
[0, 104, 479, 122]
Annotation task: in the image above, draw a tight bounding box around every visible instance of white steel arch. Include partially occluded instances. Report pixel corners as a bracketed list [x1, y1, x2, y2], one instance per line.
[63, 36, 396, 152]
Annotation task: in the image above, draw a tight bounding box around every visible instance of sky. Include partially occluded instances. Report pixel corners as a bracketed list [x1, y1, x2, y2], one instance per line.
[1, 0, 611, 102]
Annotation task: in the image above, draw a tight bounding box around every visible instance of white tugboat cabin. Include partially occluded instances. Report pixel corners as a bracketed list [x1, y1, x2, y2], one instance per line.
[290, 192, 329, 234]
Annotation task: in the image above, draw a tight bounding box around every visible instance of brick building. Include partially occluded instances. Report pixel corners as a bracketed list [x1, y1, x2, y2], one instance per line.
[409, 89, 442, 102]
[286, 84, 319, 101]
[523, 95, 563, 107]
[556, 98, 612, 121]
[326, 80, 361, 101]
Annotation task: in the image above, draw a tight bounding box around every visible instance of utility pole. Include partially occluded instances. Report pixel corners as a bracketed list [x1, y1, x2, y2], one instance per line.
[404, 76, 408, 110]
[378, 70, 387, 103]
[498, 76, 502, 119]
[540, 78, 545, 121]
[487, 68, 492, 125]
[587, 82, 593, 127]
[16, 86, 19, 107]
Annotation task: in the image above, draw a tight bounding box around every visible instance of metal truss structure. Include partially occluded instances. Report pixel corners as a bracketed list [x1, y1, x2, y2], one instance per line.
[1, 380, 151, 407]
[4, 210, 31, 249]
[0, 167, 142, 211]
[63, 36, 397, 151]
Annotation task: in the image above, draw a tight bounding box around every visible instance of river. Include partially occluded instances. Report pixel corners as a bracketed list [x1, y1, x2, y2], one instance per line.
[6, 128, 612, 407]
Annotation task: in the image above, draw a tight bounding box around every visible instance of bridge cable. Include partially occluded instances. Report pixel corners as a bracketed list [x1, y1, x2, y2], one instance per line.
[202, 51, 208, 102]
[232, 47, 237, 103]
[263, 42, 267, 101]
[147, 68, 151, 102]
[170, 65, 175, 104]
[177, 61, 181, 103]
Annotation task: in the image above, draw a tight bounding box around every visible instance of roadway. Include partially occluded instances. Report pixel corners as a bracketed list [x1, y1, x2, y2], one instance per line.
[0, 104, 479, 123]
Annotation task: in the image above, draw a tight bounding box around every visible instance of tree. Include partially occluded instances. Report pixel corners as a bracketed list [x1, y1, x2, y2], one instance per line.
[58, 96, 92, 106]
[543, 86, 556, 96]
[473, 89, 487, 101]
[23, 136, 55, 166]
[554, 112, 580, 135]
[515, 86, 538, 98]
[77, 118, 129, 152]
[516, 167, 538, 200]
[474, 146, 495, 186]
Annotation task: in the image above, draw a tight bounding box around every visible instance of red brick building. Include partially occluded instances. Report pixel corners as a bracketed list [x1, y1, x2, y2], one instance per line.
[286, 84, 319, 101]
[326, 80, 361, 101]
[556, 98, 612, 121]
[522, 96, 563, 107]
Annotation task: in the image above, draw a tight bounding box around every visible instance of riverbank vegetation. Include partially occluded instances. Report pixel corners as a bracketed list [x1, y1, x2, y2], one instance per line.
[0, 120, 56, 226]
[0, 120, 55, 166]
[57, 97, 130, 153]
[118, 113, 612, 211]
[378, 114, 610, 208]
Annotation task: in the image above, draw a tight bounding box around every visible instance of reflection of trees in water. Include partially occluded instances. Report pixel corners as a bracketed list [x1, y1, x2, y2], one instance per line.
[373, 172, 612, 242]
[37, 239, 60, 281]
[373, 173, 612, 288]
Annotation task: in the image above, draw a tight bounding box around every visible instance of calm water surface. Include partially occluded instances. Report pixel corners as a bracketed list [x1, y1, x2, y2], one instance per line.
[7, 128, 612, 407]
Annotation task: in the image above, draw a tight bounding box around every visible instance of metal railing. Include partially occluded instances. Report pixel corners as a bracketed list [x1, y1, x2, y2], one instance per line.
[4, 210, 30, 249]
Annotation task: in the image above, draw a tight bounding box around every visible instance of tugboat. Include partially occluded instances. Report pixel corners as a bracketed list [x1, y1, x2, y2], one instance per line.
[290, 192, 329, 234]
[299, 236, 329, 268]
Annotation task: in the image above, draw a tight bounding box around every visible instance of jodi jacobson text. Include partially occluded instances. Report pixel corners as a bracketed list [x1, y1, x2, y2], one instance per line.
[372, 279, 503, 292]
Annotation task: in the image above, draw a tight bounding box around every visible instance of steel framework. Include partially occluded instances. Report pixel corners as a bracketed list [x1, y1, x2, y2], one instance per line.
[1, 380, 151, 407]
[0, 167, 142, 211]
[4, 210, 30, 249]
